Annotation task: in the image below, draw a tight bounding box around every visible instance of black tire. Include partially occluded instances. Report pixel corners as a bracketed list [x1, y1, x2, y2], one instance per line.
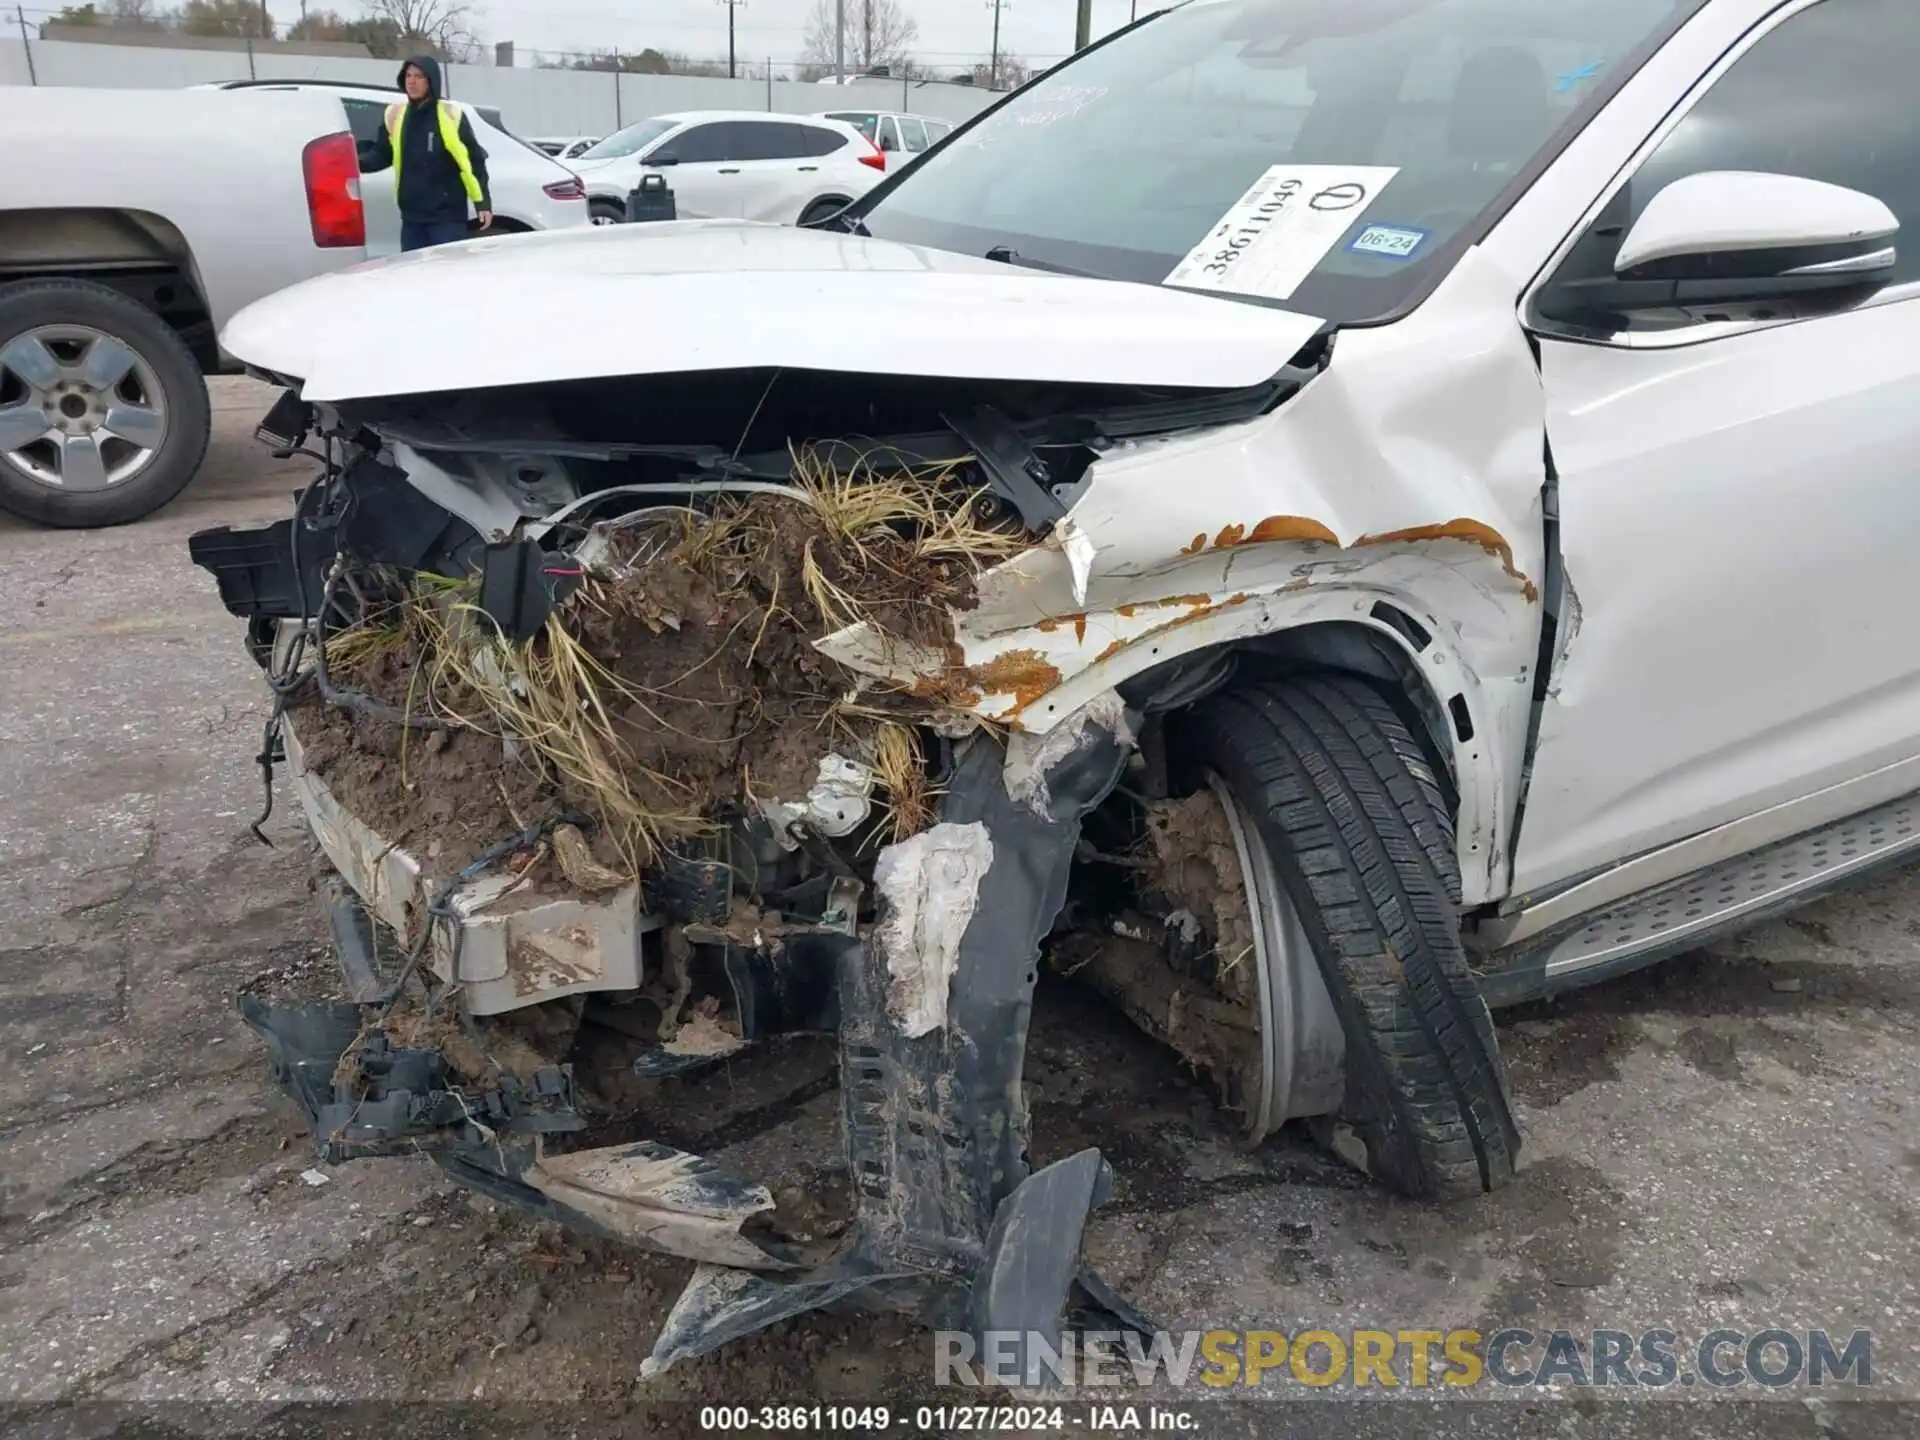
[589, 199, 626, 226]
[798, 197, 851, 228]
[0, 277, 211, 528]
[1178, 675, 1520, 1200]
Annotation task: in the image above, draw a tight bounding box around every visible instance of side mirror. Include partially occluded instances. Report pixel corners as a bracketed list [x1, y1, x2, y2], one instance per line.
[1552, 171, 1897, 323]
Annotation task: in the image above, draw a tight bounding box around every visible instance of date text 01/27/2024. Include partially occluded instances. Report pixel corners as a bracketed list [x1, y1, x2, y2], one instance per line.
[697, 1404, 1199, 1432]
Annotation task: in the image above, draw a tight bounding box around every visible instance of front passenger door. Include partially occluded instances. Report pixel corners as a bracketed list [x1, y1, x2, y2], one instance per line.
[646, 122, 738, 219]
[1510, 0, 1920, 894]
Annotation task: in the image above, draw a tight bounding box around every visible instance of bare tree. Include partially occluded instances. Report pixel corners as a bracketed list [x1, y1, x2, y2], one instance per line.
[967, 54, 1031, 89]
[109, 0, 171, 23]
[801, 0, 918, 75]
[359, 0, 479, 61]
[179, 0, 270, 37]
[50, 0, 171, 26]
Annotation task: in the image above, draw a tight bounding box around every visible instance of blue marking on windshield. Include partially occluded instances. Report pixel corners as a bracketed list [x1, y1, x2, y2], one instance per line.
[1555, 61, 1605, 92]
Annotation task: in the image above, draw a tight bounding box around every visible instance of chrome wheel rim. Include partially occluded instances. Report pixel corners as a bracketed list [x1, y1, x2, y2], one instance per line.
[0, 324, 169, 492]
[1204, 771, 1346, 1139]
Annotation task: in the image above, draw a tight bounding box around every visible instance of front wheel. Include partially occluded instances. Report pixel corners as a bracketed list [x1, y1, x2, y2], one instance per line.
[0, 278, 210, 528]
[1175, 675, 1520, 1200]
[797, 197, 852, 228]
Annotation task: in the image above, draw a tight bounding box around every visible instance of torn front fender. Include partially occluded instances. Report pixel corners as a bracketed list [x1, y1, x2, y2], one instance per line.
[825, 248, 1550, 906]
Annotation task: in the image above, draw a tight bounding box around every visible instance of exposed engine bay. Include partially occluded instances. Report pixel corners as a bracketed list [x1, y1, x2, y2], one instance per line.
[193, 359, 1350, 1377]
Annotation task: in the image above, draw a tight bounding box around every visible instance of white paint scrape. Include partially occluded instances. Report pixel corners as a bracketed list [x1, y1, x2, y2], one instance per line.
[1003, 690, 1134, 818]
[873, 822, 994, 1038]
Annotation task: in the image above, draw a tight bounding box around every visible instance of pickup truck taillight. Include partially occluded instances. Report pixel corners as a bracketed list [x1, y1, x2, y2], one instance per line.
[544, 177, 587, 202]
[303, 132, 366, 249]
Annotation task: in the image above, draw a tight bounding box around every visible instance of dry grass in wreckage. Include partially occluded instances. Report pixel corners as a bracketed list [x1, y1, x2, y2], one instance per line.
[305, 447, 1037, 886]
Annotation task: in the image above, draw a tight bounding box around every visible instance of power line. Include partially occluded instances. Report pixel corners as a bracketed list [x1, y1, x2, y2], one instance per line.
[13, 2, 1072, 68]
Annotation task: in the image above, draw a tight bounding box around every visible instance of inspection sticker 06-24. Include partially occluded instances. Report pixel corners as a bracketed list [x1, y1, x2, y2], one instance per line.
[1348, 223, 1429, 260]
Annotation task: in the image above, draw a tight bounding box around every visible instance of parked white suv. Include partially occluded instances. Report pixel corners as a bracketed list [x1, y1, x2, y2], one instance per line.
[819, 108, 953, 169]
[205, 80, 590, 254]
[205, 0, 1920, 1380]
[568, 110, 885, 226]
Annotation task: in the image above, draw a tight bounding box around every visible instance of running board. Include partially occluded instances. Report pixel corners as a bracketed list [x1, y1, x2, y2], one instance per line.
[1479, 791, 1920, 1005]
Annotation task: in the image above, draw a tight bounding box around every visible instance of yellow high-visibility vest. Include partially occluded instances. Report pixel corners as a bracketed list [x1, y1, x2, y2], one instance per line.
[383, 99, 483, 204]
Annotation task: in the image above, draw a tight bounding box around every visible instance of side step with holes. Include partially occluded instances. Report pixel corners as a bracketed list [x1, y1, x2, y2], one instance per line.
[1479, 792, 1920, 1005]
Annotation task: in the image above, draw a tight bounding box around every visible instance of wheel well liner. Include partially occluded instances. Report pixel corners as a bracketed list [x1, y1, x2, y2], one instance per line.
[1121, 614, 1464, 819]
[0, 208, 213, 369]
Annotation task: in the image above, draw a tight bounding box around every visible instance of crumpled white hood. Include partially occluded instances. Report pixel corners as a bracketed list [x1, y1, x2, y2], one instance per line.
[221, 219, 1324, 401]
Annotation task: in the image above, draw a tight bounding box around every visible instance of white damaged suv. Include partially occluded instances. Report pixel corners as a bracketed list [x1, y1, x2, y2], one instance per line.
[195, 0, 1920, 1377]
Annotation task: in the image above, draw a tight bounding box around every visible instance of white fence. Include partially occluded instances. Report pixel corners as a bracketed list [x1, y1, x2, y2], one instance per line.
[0, 38, 999, 136]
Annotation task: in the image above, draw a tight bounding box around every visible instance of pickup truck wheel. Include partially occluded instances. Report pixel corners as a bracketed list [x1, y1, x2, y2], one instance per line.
[0, 278, 210, 528]
[1176, 675, 1520, 1200]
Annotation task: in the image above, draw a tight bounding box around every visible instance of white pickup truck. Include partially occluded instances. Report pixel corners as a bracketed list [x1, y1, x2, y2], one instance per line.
[0, 87, 368, 528]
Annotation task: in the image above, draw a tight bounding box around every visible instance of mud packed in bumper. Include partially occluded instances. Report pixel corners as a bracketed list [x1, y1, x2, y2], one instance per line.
[187, 372, 1337, 1375]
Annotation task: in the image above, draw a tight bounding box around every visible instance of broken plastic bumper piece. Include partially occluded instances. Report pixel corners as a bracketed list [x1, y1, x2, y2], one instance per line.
[245, 709, 1151, 1378]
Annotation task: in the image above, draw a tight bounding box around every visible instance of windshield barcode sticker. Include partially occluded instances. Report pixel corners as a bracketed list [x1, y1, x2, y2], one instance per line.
[1164, 165, 1400, 301]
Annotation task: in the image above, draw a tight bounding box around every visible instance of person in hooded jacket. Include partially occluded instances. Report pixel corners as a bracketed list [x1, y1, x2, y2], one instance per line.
[357, 55, 493, 251]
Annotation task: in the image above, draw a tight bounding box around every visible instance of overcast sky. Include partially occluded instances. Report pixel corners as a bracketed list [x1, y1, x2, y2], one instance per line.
[472, 0, 1150, 72]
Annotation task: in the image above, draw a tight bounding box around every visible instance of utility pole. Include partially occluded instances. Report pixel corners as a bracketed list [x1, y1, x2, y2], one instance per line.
[16, 5, 37, 85]
[259, 0, 270, 39]
[718, 0, 744, 79]
[834, 0, 845, 84]
[987, 0, 1007, 89]
[1074, 0, 1092, 50]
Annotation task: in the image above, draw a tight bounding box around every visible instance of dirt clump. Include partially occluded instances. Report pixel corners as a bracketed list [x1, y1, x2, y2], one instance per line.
[292, 699, 555, 883]
[1143, 791, 1260, 1008]
[1054, 792, 1265, 1119]
[298, 472, 1024, 884]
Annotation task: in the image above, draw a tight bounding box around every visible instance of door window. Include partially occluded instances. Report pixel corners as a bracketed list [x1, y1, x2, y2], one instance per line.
[800, 125, 851, 157]
[826, 111, 880, 142]
[1539, 0, 1919, 329]
[728, 122, 812, 161]
[663, 123, 730, 164]
[899, 117, 929, 152]
[877, 115, 902, 153]
[341, 98, 387, 147]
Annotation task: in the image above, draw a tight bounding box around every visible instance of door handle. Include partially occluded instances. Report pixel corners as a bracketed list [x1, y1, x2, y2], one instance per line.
[719, 168, 742, 174]
[798, 165, 819, 172]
